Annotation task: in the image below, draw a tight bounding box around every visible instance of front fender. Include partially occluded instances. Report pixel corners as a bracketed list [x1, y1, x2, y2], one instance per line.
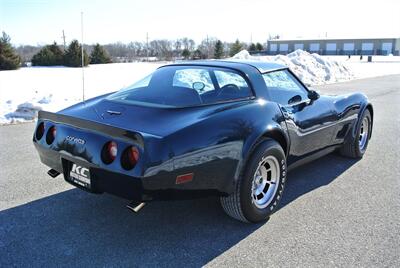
[334, 92, 373, 142]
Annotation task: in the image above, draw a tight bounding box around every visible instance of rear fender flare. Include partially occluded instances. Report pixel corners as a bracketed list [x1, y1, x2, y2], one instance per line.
[233, 125, 289, 182]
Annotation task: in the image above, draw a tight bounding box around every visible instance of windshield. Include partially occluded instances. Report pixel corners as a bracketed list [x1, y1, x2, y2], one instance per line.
[107, 66, 253, 107]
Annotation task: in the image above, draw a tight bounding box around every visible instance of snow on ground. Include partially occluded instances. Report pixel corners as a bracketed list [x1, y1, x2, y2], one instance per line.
[295, 53, 400, 79]
[0, 62, 163, 124]
[1, 50, 400, 125]
[344, 60, 400, 79]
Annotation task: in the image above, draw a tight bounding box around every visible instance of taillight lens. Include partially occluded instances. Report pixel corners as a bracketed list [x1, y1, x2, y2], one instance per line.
[121, 146, 139, 170]
[35, 122, 45, 140]
[101, 141, 118, 164]
[46, 126, 56, 144]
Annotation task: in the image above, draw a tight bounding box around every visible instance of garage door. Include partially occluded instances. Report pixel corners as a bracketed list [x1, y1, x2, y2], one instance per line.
[382, 42, 393, 55]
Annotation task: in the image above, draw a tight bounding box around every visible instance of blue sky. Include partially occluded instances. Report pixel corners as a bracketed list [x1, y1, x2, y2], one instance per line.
[1, 0, 399, 45]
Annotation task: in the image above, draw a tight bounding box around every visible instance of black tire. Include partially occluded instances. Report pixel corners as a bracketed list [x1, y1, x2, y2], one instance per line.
[340, 109, 372, 158]
[220, 139, 287, 223]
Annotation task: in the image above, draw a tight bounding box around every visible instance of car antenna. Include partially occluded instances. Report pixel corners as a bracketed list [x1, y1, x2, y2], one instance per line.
[81, 11, 86, 104]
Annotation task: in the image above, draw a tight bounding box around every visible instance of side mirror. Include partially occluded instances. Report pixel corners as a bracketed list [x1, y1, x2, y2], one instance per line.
[308, 90, 320, 100]
[288, 94, 302, 105]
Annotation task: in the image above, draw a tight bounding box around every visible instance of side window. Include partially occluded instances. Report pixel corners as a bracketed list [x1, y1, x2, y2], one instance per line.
[262, 70, 308, 105]
[213, 70, 252, 99]
[173, 69, 214, 93]
[215, 70, 248, 88]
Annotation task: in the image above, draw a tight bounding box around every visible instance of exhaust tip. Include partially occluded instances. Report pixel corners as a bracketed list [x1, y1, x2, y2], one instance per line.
[47, 169, 60, 178]
[127, 202, 146, 213]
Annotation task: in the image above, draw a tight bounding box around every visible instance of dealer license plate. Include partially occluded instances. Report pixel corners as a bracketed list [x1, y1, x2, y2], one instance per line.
[68, 162, 91, 189]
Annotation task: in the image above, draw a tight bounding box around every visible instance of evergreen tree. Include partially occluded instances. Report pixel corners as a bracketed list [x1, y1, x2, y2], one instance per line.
[90, 43, 112, 64]
[64, 40, 89, 67]
[181, 48, 190, 59]
[248, 43, 256, 51]
[229, 39, 243, 57]
[32, 42, 64, 66]
[214, 40, 224, 59]
[0, 32, 21, 70]
[192, 49, 205, 60]
[32, 47, 53, 66]
[48, 42, 64, 64]
[256, 42, 264, 51]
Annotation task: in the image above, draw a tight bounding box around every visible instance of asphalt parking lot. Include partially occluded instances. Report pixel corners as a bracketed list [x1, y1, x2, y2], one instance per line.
[1, 74, 399, 267]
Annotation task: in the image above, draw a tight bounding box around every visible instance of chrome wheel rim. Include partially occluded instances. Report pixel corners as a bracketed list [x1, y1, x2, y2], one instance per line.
[251, 155, 280, 209]
[359, 117, 369, 151]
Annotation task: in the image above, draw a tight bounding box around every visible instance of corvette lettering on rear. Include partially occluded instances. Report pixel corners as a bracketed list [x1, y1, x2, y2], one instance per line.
[65, 136, 86, 145]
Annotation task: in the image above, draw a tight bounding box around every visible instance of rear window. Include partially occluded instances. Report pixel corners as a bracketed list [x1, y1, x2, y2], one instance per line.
[107, 66, 252, 107]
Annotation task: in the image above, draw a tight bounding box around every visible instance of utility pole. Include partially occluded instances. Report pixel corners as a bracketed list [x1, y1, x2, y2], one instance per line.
[81, 12, 85, 102]
[61, 30, 66, 49]
[146, 32, 149, 62]
[206, 35, 209, 59]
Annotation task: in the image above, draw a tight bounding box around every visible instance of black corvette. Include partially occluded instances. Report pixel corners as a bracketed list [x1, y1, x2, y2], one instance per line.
[33, 60, 373, 222]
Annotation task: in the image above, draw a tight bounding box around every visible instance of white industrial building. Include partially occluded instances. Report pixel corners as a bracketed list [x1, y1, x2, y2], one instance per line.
[265, 38, 400, 56]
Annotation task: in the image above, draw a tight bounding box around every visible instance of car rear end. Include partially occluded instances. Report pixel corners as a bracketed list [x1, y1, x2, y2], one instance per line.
[33, 110, 146, 200]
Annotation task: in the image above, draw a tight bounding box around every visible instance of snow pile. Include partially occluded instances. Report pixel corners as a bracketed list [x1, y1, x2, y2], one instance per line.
[6, 102, 43, 120]
[232, 49, 354, 85]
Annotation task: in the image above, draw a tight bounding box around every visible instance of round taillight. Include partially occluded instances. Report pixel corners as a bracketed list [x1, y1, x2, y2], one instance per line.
[101, 141, 118, 164]
[35, 122, 45, 140]
[121, 146, 140, 170]
[46, 126, 56, 144]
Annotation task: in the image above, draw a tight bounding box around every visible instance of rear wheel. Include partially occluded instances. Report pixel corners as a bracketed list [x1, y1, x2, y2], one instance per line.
[220, 139, 286, 223]
[340, 109, 372, 158]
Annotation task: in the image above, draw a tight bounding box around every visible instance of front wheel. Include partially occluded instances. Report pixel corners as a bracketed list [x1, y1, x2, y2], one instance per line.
[340, 109, 372, 158]
[220, 139, 287, 223]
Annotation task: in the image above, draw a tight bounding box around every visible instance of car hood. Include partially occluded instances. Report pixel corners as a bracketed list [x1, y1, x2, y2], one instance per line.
[58, 95, 251, 138]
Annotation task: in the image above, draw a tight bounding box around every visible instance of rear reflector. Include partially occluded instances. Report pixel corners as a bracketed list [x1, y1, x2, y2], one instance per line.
[35, 122, 45, 140]
[101, 141, 118, 164]
[121, 146, 140, 170]
[127, 147, 139, 164]
[108, 141, 118, 159]
[176, 173, 194, 184]
[46, 126, 56, 144]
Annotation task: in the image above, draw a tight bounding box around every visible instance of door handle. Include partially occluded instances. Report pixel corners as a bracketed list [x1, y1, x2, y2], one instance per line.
[281, 107, 294, 120]
[283, 111, 294, 120]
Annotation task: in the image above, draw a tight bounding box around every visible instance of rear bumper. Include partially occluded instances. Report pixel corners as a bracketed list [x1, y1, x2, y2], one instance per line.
[34, 143, 223, 201]
[35, 142, 144, 200]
